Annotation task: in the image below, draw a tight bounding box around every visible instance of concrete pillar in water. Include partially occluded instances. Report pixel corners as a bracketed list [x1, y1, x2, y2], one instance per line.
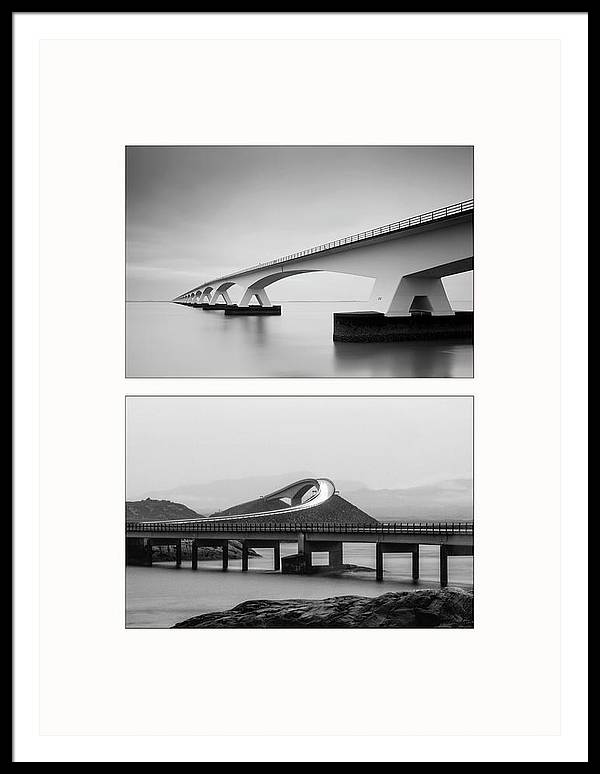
[241, 541, 249, 572]
[439, 545, 448, 588]
[412, 547, 420, 582]
[239, 284, 272, 308]
[175, 539, 182, 568]
[273, 541, 281, 571]
[297, 532, 306, 555]
[222, 540, 229, 571]
[376, 543, 384, 582]
[191, 539, 198, 571]
[304, 544, 313, 573]
[386, 275, 454, 317]
[328, 542, 343, 568]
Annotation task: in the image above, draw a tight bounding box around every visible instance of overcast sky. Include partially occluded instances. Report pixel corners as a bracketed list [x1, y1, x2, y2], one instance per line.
[126, 146, 473, 302]
[126, 396, 473, 499]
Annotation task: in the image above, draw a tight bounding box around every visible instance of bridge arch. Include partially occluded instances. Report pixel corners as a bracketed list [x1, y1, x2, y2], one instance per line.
[198, 286, 214, 303]
[238, 268, 369, 307]
[211, 281, 236, 305]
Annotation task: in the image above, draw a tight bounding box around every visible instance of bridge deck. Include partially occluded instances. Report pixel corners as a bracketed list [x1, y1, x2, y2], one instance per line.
[126, 521, 474, 546]
[176, 199, 474, 300]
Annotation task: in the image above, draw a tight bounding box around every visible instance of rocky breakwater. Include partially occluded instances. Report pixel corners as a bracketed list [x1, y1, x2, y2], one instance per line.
[144, 540, 259, 563]
[173, 587, 474, 629]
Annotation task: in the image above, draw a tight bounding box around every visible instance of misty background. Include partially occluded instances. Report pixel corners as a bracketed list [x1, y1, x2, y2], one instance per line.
[126, 397, 473, 521]
[126, 145, 473, 304]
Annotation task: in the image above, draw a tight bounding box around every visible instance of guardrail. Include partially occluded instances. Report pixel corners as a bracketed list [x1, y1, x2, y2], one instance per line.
[176, 199, 474, 299]
[126, 521, 474, 536]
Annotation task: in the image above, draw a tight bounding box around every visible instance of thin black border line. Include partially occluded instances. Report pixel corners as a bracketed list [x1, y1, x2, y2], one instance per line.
[124, 145, 474, 379]
[124, 394, 474, 630]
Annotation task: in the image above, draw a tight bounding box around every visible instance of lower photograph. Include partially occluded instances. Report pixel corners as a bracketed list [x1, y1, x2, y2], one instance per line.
[125, 395, 474, 629]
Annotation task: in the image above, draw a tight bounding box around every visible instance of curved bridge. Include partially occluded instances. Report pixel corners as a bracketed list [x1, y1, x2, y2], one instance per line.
[127, 475, 473, 587]
[138, 478, 336, 525]
[174, 200, 473, 317]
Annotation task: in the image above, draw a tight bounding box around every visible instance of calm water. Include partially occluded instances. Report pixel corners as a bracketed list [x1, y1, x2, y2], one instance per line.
[126, 302, 473, 377]
[126, 543, 474, 628]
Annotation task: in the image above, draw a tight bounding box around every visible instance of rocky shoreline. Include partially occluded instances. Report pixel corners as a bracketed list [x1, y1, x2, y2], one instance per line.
[172, 587, 474, 629]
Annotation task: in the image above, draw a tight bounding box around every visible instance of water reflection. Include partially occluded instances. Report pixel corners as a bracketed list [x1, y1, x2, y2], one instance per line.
[126, 543, 474, 628]
[126, 302, 473, 378]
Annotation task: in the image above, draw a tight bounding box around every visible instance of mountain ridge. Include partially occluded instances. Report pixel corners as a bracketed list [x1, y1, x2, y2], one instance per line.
[132, 474, 473, 522]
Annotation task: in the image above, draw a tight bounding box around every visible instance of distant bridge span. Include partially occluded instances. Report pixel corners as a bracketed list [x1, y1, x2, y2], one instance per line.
[174, 200, 473, 317]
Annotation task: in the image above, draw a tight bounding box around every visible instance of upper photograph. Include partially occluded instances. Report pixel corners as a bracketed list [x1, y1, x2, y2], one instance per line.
[126, 146, 473, 378]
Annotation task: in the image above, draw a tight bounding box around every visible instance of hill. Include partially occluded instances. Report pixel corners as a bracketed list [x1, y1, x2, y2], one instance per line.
[125, 498, 205, 522]
[210, 493, 379, 525]
[134, 476, 473, 523]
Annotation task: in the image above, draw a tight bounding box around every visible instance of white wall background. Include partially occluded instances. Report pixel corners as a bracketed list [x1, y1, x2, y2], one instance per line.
[14, 12, 587, 763]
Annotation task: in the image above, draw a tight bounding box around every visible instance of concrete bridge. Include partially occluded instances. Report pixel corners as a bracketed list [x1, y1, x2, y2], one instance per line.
[125, 520, 473, 586]
[126, 478, 473, 586]
[173, 200, 473, 340]
[126, 522, 473, 588]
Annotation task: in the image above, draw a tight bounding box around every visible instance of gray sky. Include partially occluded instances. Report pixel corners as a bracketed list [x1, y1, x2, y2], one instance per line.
[126, 146, 473, 302]
[126, 396, 473, 499]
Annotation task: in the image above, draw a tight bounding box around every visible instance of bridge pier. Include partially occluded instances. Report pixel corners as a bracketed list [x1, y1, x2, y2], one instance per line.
[241, 539, 281, 571]
[191, 539, 230, 571]
[282, 536, 344, 575]
[439, 544, 473, 588]
[225, 305, 281, 315]
[305, 540, 343, 570]
[145, 538, 182, 567]
[333, 310, 473, 343]
[376, 542, 419, 583]
[386, 275, 454, 317]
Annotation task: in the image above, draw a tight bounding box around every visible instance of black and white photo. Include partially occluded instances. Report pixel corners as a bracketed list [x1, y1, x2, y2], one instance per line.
[126, 396, 474, 629]
[126, 146, 474, 378]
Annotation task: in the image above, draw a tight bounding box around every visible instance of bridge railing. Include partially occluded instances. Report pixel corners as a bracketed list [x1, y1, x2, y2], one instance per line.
[126, 521, 474, 536]
[182, 198, 474, 295]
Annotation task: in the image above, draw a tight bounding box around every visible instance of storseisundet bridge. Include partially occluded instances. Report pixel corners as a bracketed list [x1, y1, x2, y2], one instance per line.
[126, 478, 474, 586]
[172, 200, 473, 342]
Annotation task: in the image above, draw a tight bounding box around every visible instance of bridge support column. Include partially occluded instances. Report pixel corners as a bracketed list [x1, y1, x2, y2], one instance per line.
[327, 541, 343, 568]
[387, 275, 454, 317]
[376, 542, 420, 583]
[230, 285, 281, 315]
[147, 538, 183, 567]
[440, 545, 448, 588]
[439, 544, 473, 588]
[412, 547, 420, 582]
[376, 543, 384, 582]
[191, 538, 230, 570]
[239, 285, 271, 307]
[212, 289, 233, 305]
[288, 540, 343, 574]
[241, 540, 281, 572]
